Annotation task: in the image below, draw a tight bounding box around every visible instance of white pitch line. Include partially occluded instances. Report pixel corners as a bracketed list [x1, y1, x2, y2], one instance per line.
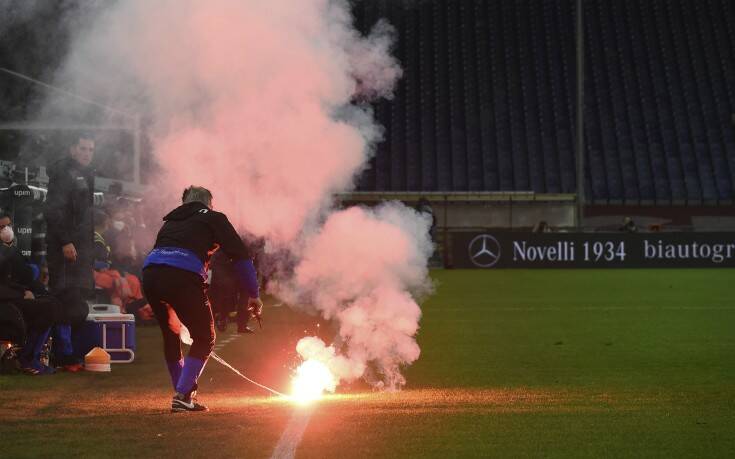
[211, 331, 310, 458]
[217, 333, 241, 344]
[271, 406, 315, 459]
[213, 333, 241, 352]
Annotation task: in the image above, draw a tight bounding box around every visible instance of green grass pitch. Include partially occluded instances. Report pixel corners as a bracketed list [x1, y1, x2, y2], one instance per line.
[1, 269, 734, 458]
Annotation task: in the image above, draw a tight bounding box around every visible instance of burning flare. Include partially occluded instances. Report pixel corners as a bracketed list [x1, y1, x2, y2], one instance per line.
[290, 359, 335, 404]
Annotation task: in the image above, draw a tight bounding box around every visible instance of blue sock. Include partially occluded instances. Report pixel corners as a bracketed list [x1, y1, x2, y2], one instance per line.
[166, 359, 184, 389]
[175, 356, 207, 395]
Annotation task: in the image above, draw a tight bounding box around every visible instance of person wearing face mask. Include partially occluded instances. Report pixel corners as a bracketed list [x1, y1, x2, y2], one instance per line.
[104, 205, 138, 276]
[0, 215, 30, 282]
[0, 213, 62, 375]
[44, 133, 96, 372]
[93, 209, 152, 322]
[0, 224, 14, 246]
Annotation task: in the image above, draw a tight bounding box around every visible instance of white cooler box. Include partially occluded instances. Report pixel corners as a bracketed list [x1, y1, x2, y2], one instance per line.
[73, 304, 136, 363]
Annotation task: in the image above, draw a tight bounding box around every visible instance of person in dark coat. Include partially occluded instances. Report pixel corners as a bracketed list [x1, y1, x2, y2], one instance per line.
[209, 248, 255, 334]
[44, 133, 96, 371]
[142, 186, 262, 412]
[0, 223, 62, 375]
[209, 249, 239, 332]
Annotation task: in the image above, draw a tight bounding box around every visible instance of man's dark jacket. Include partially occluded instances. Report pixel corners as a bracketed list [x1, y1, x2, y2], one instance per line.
[0, 245, 34, 303]
[0, 245, 63, 331]
[150, 201, 251, 269]
[44, 156, 95, 291]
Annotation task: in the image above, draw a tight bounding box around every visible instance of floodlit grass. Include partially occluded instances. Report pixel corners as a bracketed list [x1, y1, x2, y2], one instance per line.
[2, 269, 734, 458]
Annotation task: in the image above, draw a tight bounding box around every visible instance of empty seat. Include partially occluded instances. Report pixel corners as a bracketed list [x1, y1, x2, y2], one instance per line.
[350, 0, 734, 203]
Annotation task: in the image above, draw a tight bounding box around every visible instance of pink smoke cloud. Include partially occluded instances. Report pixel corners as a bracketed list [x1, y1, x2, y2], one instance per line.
[58, 0, 430, 388]
[99, 0, 388, 242]
[287, 204, 433, 387]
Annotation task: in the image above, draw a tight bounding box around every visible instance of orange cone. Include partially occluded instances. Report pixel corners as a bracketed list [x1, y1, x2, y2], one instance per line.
[85, 347, 111, 372]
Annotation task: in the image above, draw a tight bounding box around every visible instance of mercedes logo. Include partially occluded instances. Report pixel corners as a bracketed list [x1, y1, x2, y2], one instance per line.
[468, 234, 501, 268]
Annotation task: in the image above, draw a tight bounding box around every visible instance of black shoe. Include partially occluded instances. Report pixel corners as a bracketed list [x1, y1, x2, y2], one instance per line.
[171, 391, 208, 412]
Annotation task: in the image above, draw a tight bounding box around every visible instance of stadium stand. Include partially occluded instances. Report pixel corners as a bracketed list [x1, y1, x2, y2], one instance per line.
[353, 0, 735, 205]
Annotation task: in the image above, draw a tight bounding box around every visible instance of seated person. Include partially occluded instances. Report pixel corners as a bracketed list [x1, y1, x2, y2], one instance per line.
[104, 204, 140, 275]
[0, 221, 62, 375]
[93, 210, 153, 323]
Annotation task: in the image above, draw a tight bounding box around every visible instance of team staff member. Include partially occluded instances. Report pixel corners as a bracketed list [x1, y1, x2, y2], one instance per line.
[45, 133, 96, 372]
[142, 186, 262, 412]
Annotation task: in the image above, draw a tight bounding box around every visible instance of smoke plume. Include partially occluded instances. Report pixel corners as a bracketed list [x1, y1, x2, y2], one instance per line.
[290, 203, 433, 388]
[51, 0, 432, 389]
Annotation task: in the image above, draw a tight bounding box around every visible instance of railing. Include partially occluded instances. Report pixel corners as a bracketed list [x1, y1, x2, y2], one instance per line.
[337, 191, 576, 203]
